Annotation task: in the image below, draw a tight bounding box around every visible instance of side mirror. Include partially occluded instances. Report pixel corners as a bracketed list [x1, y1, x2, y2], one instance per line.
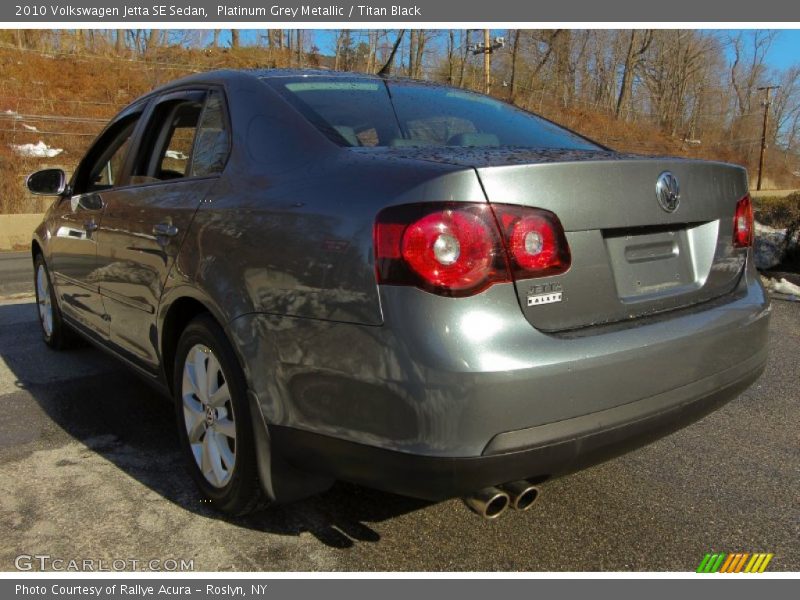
[26, 169, 67, 196]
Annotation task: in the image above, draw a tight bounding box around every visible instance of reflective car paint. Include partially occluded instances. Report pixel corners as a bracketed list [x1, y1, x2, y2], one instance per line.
[31, 69, 770, 503]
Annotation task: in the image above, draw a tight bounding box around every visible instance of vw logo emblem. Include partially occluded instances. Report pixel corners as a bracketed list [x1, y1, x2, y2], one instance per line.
[655, 171, 680, 212]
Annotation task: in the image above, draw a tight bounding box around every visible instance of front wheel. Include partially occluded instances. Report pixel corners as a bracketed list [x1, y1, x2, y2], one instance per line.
[173, 314, 265, 516]
[34, 253, 74, 350]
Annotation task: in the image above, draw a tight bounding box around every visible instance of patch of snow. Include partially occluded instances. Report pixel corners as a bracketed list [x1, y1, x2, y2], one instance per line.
[164, 150, 188, 160]
[9, 140, 63, 158]
[762, 276, 800, 299]
[754, 220, 798, 270]
[21, 123, 37, 132]
[3, 109, 22, 120]
[755, 221, 786, 236]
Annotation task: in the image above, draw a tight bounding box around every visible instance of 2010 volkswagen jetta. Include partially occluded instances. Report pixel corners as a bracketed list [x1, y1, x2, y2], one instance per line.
[26, 69, 770, 519]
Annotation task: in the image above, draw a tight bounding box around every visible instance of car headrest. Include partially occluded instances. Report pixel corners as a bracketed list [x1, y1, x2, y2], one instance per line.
[446, 133, 500, 147]
[389, 138, 438, 148]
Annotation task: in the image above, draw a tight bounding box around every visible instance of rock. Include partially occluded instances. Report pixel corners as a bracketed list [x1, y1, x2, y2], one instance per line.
[755, 236, 784, 270]
[754, 221, 788, 270]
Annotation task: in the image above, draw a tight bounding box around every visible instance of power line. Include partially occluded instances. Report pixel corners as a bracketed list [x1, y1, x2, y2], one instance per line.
[0, 113, 108, 124]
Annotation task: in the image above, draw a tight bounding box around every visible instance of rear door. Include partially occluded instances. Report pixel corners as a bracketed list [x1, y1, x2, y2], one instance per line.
[93, 88, 230, 369]
[475, 158, 749, 331]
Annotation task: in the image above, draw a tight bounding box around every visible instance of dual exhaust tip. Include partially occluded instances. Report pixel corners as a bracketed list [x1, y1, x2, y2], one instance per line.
[463, 481, 540, 519]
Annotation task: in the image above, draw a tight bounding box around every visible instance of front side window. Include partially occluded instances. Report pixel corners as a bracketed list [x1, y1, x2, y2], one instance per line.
[73, 113, 141, 194]
[265, 77, 599, 150]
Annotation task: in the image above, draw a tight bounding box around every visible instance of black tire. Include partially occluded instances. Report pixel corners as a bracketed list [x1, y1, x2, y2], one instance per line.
[173, 314, 266, 516]
[33, 253, 75, 350]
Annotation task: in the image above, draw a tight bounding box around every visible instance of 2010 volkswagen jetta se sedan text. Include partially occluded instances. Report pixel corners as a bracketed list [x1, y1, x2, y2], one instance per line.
[26, 69, 770, 519]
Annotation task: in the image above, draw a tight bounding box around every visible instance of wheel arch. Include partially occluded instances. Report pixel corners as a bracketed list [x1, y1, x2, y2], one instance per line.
[158, 288, 236, 395]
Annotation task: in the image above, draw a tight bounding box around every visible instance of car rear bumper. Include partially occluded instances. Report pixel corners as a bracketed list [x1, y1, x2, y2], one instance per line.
[231, 259, 770, 499]
[269, 354, 765, 500]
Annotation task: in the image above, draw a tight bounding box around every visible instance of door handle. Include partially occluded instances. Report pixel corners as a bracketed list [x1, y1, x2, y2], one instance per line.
[153, 222, 179, 237]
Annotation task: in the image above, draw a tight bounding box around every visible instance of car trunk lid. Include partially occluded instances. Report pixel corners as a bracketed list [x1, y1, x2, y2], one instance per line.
[473, 155, 748, 332]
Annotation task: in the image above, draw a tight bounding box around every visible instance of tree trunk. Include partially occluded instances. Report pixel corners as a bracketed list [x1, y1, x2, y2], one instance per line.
[231, 30, 240, 49]
[146, 29, 159, 53]
[296, 30, 303, 67]
[414, 32, 426, 79]
[447, 30, 455, 85]
[408, 30, 416, 77]
[616, 30, 637, 119]
[458, 30, 471, 88]
[509, 29, 521, 102]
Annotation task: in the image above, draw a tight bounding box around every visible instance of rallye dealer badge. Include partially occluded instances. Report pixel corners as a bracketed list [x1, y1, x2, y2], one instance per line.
[527, 282, 563, 306]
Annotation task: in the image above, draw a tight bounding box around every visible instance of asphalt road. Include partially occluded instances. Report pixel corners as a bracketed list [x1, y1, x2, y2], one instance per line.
[0, 293, 797, 572]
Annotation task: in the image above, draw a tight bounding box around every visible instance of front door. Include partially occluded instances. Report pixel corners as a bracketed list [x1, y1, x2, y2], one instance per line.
[94, 89, 231, 370]
[49, 108, 145, 336]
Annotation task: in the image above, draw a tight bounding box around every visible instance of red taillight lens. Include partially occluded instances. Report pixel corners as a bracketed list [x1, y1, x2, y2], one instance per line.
[401, 210, 496, 290]
[733, 194, 754, 248]
[374, 202, 571, 297]
[492, 204, 571, 278]
[374, 203, 509, 296]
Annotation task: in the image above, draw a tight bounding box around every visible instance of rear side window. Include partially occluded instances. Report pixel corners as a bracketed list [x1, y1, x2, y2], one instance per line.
[159, 101, 202, 178]
[191, 91, 230, 177]
[131, 95, 203, 183]
[265, 77, 598, 150]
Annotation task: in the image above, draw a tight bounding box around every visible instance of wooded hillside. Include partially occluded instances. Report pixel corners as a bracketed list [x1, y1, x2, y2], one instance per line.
[1, 29, 798, 213]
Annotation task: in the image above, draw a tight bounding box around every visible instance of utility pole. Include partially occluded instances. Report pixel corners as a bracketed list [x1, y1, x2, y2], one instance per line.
[756, 85, 780, 191]
[483, 29, 491, 94]
[468, 30, 505, 95]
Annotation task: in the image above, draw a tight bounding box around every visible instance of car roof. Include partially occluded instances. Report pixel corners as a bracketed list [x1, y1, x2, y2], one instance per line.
[133, 68, 440, 103]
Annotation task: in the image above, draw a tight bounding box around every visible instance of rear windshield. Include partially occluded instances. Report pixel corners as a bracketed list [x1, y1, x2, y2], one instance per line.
[263, 77, 599, 150]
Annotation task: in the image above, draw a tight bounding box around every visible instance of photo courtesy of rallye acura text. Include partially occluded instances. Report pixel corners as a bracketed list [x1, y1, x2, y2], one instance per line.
[26, 69, 770, 519]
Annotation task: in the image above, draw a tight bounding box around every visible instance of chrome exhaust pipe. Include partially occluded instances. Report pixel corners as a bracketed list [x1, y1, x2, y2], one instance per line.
[463, 487, 510, 519]
[501, 481, 540, 511]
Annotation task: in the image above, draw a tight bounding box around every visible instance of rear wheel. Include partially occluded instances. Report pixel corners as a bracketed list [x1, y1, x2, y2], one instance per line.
[174, 314, 265, 515]
[34, 253, 74, 350]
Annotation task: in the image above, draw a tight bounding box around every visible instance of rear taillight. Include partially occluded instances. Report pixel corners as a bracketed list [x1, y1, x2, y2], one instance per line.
[374, 202, 571, 297]
[374, 203, 509, 296]
[492, 204, 571, 279]
[733, 194, 753, 248]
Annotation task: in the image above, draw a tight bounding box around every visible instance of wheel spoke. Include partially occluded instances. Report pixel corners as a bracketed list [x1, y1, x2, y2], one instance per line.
[190, 348, 208, 403]
[214, 433, 235, 470]
[182, 366, 203, 404]
[205, 352, 221, 399]
[214, 416, 236, 440]
[206, 430, 226, 485]
[201, 433, 217, 486]
[208, 382, 230, 408]
[183, 398, 205, 443]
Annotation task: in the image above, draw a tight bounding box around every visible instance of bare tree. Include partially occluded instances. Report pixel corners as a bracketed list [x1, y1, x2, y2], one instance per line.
[377, 30, 406, 76]
[616, 30, 653, 118]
